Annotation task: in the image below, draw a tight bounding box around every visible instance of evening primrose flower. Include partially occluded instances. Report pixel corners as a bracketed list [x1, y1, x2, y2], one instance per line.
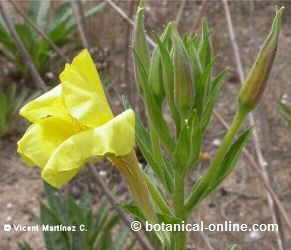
[17, 49, 157, 222]
[17, 49, 135, 187]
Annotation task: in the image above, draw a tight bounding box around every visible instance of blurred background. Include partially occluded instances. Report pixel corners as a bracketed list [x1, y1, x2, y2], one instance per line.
[0, 0, 291, 249]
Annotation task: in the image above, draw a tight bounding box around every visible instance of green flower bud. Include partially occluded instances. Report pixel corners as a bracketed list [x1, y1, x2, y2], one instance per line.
[238, 7, 284, 114]
[133, 6, 150, 93]
[149, 45, 165, 103]
[148, 24, 173, 103]
[172, 26, 194, 116]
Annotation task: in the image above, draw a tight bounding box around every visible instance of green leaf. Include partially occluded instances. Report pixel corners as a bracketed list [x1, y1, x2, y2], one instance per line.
[156, 34, 181, 133]
[48, 1, 72, 32]
[157, 213, 180, 225]
[133, 6, 150, 92]
[173, 117, 192, 170]
[134, 50, 175, 154]
[119, 203, 146, 221]
[226, 244, 238, 250]
[48, 21, 72, 44]
[203, 128, 252, 198]
[126, 239, 137, 250]
[0, 85, 37, 137]
[136, 117, 173, 192]
[188, 112, 203, 169]
[173, 110, 202, 172]
[31, 41, 50, 73]
[90, 200, 111, 246]
[43, 182, 68, 224]
[145, 175, 172, 215]
[40, 203, 70, 250]
[18, 242, 33, 250]
[194, 60, 214, 118]
[67, 2, 106, 31]
[113, 229, 130, 250]
[15, 24, 36, 51]
[98, 230, 114, 250]
[186, 128, 252, 213]
[36, 0, 51, 29]
[0, 91, 9, 132]
[28, 0, 41, 23]
[0, 24, 17, 54]
[68, 195, 85, 225]
[279, 101, 291, 126]
[201, 70, 226, 131]
[98, 215, 120, 250]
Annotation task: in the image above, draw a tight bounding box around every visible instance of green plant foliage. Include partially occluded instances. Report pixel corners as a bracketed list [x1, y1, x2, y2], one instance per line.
[18, 183, 134, 250]
[279, 100, 291, 127]
[185, 128, 252, 213]
[18, 242, 33, 250]
[0, 0, 105, 77]
[0, 84, 37, 137]
[132, 5, 282, 250]
[134, 19, 226, 187]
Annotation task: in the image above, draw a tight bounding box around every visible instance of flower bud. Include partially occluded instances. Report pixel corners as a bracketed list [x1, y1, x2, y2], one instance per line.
[149, 46, 165, 103]
[172, 26, 194, 116]
[148, 24, 172, 103]
[133, 6, 150, 93]
[238, 7, 284, 114]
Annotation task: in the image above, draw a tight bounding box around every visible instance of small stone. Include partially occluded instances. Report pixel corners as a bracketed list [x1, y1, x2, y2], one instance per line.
[282, 93, 288, 100]
[245, 231, 263, 242]
[6, 216, 12, 222]
[6, 203, 12, 209]
[99, 171, 106, 177]
[213, 139, 221, 147]
[145, 6, 151, 11]
[46, 72, 54, 79]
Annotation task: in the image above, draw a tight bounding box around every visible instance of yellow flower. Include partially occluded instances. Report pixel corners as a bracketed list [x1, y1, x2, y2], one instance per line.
[17, 49, 135, 188]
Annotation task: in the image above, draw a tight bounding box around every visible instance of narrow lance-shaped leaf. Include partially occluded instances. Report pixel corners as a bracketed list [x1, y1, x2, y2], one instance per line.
[200, 128, 252, 200]
[134, 50, 175, 154]
[133, 6, 150, 94]
[157, 31, 181, 133]
[185, 128, 252, 213]
[201, 70, 226, 132]
[279, 101, 291, 126]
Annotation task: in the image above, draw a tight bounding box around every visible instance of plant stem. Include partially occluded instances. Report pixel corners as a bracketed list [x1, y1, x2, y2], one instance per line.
[172, 171, 186, 250]
[210, 108, 247, 172]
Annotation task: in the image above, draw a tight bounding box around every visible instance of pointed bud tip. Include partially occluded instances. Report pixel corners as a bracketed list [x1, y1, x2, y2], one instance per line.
[139, 0, 145, 8]
[272, 6, 284, 35]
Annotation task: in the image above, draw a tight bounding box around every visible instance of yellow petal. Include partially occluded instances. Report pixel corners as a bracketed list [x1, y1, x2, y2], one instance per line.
[17, 117, 80, 168]
[41, 109, 135, 188]
[60, 49, 113, 128]
[19, 85, 70, 123]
